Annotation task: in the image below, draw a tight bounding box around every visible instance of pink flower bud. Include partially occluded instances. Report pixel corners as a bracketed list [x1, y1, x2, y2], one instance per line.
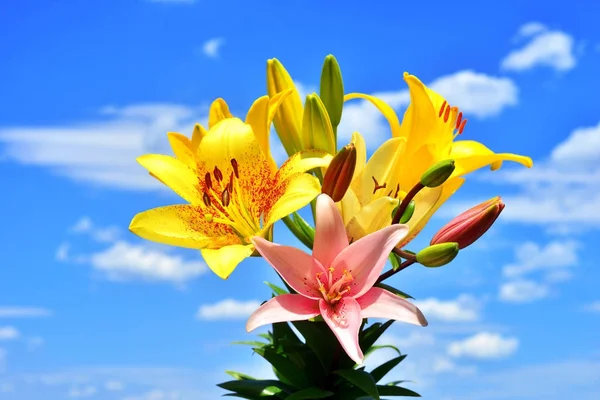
[430, 197, 505, 249]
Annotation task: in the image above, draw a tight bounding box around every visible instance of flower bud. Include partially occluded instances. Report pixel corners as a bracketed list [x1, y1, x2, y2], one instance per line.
[391, 200, 415, 224]
[416, 243, 459, 267]
[431, 197, 505, 249]
[267, 58, 304, 156]
[420, 159, 455, 188]
[302, 94, 336, 155]
[322, 143, 357, 202]
[319, 54, 344, 132]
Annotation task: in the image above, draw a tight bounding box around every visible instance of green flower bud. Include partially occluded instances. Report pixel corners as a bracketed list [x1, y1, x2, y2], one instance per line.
[416, 242, 459, 267]
[302, 94, 336, 155]
[391, 200, 415, 223]
[420, 159, 456, 188]
[319, 54, 344, 133]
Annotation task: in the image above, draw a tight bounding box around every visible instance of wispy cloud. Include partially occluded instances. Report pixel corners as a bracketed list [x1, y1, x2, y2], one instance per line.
[201, 38, 225, 58]
[414, 294, 482, 322]
[0, 307, 52, 318]
[0, 326, 20, 341]
[448, 332, 519, 359]
[498, 279, 550, 303]
[196, 299, 261, 320]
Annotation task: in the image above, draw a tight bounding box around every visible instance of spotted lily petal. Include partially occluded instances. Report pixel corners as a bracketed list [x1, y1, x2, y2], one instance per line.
[319, 297, 363, 364]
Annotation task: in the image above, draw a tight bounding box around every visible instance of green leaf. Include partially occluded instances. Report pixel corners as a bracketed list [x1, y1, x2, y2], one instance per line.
[385, 380, 410, 386]
[370, 355, 407, 383]
[272, 322, 302, 348]
[218, 379, 291, 398]
[285, 387, 334, 400]
[264, 281, 289, 296]
[292, 211, 315, 248]
[232, 341, 269, 347]
[377, 385, 421, 397]
[292, 320, 337, 371]
[374, 283, 414, 299]
[258, 333, 273, 342]
[364, 344, 402, 359]
[257, 347, 310, 389]
[360, 320, 394, 351]
[226, 370, 257, 380]
[335, 369, 380, 400]
[388, 252, 402, 271]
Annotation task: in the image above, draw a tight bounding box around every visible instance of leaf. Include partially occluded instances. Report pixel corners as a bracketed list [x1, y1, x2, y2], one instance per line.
[388, 252, 402, 271]
[360, 320, 394, 351]
[292, 320, 337, 371]
[232, 341, 269, 347]
[257, 347, 310, 389]
[370, 355, 407, 383]
[258, 333, 273, 342]
[377, 385, 421, 397]
[264, 281, 289, 296]
[385, 380, 411, 386]
[364, 344, 402, 359]
[285, 387, 334, 400]
[272, 322, 302, 348]
[292, 211, 315, 248]
[226, 370, 257, 380]
[335, 369, 380, 400]
[218, 379, 291, 398]
[374, 283, 414, 299]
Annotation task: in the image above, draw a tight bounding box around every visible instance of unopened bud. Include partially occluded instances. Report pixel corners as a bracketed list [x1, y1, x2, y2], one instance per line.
[322, 143, 357, 202]
[319, 54, 344, 131]
[392, 200, 415, 224]
[416, 243, 459, 267]
[431, 197, 505, 249]
[302, 94, 336, 155]
[420, 159, 455, 188]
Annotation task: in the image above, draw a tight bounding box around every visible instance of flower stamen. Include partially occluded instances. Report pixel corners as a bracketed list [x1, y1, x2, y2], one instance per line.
[372, 176, 387, 194]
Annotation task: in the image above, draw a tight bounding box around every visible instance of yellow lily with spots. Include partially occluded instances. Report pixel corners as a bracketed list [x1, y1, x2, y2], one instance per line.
[129, 92, 331, 279]
[341, 73, 533, 246]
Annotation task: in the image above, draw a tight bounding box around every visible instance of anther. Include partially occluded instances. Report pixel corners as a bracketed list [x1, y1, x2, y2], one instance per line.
[371, 176, 387, 194]
[455, 112, 463, 130]
[221, 188, 231, 207]
[458, 118, 468, 134]
[230, 159, 239, 179]
[443, 104, 451, 123]
[204, 172, 212, 190]
[202, 192, 211, 207]
[438, 100, 447, 117]
[213, 166, 223, 182]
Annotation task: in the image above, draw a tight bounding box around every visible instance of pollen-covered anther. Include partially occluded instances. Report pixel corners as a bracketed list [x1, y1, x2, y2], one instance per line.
[205, 172, 212, 190]
[230, 158, 239, 178]
[371, 176, 387, 194]
[458, 118, 468, 134]
[455, 112, 463, 130]
[438, 100, 447, 117]
[443, 104, 451, 122]
[202, 192, 211, 207]
[221, 188, 231, 207]
[213, 166, 223, 182]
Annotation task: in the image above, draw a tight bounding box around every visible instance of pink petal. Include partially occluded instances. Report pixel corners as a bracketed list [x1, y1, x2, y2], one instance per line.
[251, 237, 325, 299]
[246, 294, 320, 332]
[319, 297, 364, 365]
[331, 224, 408, 299]
[356, 287, 428, 327]
[313, 194, 349, 268]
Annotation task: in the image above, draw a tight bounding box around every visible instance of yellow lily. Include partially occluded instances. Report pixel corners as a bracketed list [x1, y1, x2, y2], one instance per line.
[341, 73, 533, 246]
[130, 94, 331, 279]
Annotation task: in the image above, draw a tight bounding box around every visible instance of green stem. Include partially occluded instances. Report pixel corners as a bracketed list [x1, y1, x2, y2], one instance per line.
[392, 182, 424, 225]
[376, 259, 415, 284]
[282, 215, 313, 249]
[392, 247, 417, 261]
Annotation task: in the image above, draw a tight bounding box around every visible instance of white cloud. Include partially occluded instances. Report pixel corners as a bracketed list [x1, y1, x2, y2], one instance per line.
[0, 307, 52, 318]
[414, 294, 481, 322]
[69, 217, 121, 243]
[516, 22, 547, 38]
[123, 389, 181, 400]
[432, 357, 477, 376]
[502, 241, 579, 278]
[498, 280, 549, 303]
[389, 331, 436, 348]
[202, 38, 225, 58]
[550, 122, 600, 168]
[68, 385, 97, 398]
[104, 380, 123, 391]
[584, 301, 600, 313]
[544, 269, 573, 283]
[0, 326, 20, 341]
[87, 241, 207, 284]
[56, 242, 70, 261]
[196, 299, 261, 320]
[0, 103, 204, 190]
[501, 25, 576, 71]
[448, 332, 518, 359]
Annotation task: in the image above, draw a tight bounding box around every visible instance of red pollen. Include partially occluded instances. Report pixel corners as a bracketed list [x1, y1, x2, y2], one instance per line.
[438, 100, 447, 117]
[458, 118, 468, 134]
[443, 104, 451, 123]
[230, 159, 239, 178]
[455, 112, 463, 130]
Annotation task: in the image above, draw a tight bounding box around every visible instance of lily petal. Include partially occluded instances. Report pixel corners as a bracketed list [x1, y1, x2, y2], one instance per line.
[167, 132, 196, 167]
[251, 237, 325, 299]
[313, 194, 349, 268]
[208, 98, 233, 128]
[319, 297, 363, 365]
[137, 155, 202, 205]
[265, 173, 321, 227]
[129, 205, 234, 249]
[345, 196, 399, 242]
[345, 93, 402, 138]
[246, 294, 320, 332]
[332, 224, 408, 299]
[350, 131, 367, 183]
[201, 244, 254, 280]
[337, 187, 361, 227]
[450, 140, 533, 177]
[356, 287, 428, 327]
[191, 123, 208, 151]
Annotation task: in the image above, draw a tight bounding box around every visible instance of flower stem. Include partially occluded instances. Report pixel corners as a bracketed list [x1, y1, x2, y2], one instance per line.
[392, 182, 424, 225]
[376, 259, 416, 284]
[392, 247, 417, 261]
[282, 215, 314, 249]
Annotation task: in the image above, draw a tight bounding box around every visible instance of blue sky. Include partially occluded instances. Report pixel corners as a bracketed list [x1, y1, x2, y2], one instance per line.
[1, 0, 600, 399]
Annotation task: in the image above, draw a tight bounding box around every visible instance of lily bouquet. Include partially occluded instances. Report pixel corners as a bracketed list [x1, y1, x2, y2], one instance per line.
[128, 55, 532, 399]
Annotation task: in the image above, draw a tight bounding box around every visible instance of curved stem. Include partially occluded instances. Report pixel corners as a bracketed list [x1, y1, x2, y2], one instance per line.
[392, 182, 424, 224]
[392, 247, 417, 261]
[376, 259, 416, 284]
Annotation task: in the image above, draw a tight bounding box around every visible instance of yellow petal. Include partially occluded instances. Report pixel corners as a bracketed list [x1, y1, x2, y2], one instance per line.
[337, 187, 361, 227]
[201, 244, 254, 279]
[345, 196, 399, 242]
[344, 93, 402, 138]
[450, 140, 533, 177]
[265, 173, 321, 226]
[398, 177, 465, 247]
[167, 132, 196, 168]
[129, 205, 236, 249]
[275, 149, 332, 184]
[350, 132, 367, 183]
[137, 154, 202, 204]
[354, 137, 406, 205]
[267, 58, 304, 156]
[208, 98, 234, 128]
[191, 123, 208, 151]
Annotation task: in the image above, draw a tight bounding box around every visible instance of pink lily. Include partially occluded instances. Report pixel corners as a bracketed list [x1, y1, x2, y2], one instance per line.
[247, 194, 428, 364]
